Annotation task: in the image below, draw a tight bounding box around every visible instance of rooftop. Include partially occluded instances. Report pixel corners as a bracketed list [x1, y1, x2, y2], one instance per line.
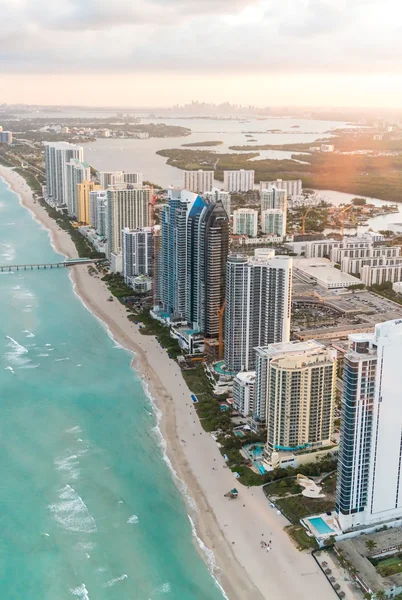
[294, 258, 360, 286]
[336, 527, 402, 594]
[234, 371, 256, 384]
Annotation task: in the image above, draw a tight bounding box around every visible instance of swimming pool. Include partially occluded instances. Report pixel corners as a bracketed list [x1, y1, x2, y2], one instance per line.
[234, 430, 245, 438]
[308, 517, 334, 535]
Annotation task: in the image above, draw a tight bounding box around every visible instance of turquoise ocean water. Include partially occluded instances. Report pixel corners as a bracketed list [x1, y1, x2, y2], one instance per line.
[0, 177, 226, 600]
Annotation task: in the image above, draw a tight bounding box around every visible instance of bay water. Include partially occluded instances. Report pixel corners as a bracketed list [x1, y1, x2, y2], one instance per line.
[0, 177, 225, 600]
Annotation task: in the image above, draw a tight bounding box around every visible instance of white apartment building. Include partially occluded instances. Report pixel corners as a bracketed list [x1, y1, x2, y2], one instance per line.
[260, 186, 287, 212]
[89, 190, 107, 236]
[361, 263, 402, 287]
[342, 255, 402, 276]
[123, 172, 143, 185]
[224, 249, 292, 373]
[232, 209, 258, 237]
[66, 159, 91, 218]
[98, 171, 143, 189]
[254, 341, 336, 458]
[203, 188, 231, 217]
[184, 170, 214, 193]
[44, 142, 84, 206]
[223, 169, 255, 192]
[0, 131, 13, 144]
[106, 186, 152, 258]
[336, 321, 402, 531]
[261, 209, 285, 237]
[305, 240, 343, 259]
[122, 227, 154, 283]
[232, 371, 255, 418]
[330, 239, 372, 263]
[260, 179, 302, 198]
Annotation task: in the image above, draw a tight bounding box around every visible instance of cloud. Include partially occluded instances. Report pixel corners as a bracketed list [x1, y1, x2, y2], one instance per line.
[0, 0, 400, 75]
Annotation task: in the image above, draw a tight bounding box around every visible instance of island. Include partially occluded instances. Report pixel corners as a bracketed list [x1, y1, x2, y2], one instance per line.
[181, 140, 223, 147]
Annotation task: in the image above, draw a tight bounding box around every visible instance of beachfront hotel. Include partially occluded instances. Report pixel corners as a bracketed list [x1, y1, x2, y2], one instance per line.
[77, 181, 102, 225]
[158, 188, 199, 318]
[232, 371, 256, 417]
[232, 208, 259, 238]
[254, 341, 337, 463]
[66, 159, 91, 218]
[223, 169, 255, 193]
[89, 190, 107, 235]
[224, 249, 292, 373]
[158, 188, 229, 336]
[185, 196, 229, 337]
[105, 185, 152, 258]
[184, 170, 214, 193]
[44, 141, 84, 206]
[336, 320, 402, 531]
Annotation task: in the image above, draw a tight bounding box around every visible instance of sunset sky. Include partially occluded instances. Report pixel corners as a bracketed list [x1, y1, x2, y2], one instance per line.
[1, 0, 401, 107]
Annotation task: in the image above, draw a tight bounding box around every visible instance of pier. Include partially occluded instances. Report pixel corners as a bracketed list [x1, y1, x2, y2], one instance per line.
[0, 258, 95, 272]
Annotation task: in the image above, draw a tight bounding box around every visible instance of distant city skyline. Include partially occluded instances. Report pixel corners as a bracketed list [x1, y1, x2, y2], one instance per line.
[1, 0, 401, 109]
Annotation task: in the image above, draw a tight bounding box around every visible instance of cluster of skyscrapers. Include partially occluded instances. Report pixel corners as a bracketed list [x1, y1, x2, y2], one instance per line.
[43, 142, 402, 534]
[44, 142, 153, 282]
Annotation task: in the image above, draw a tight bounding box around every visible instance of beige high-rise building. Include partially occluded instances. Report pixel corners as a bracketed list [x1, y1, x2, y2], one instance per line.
[77, 181, 102, 224]
[254, 341, 337, 462]
[106, 185, 152, 257]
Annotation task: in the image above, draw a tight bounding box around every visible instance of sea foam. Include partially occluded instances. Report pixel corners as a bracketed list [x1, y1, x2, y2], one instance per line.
[69, 584, 90, 599]
[49, 484, 96, 533]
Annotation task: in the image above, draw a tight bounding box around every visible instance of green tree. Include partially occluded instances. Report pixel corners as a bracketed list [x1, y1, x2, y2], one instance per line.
[376, 591, 386, 600]
[365, 539, 377, 552]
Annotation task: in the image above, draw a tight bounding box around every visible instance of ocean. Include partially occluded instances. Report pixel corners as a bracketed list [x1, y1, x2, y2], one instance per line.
[0, 177, 226, 599]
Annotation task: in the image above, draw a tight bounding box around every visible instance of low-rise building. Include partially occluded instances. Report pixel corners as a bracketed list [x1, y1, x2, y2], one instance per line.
[393, 281, 402, 294]
[293, 257, 361, 289]
[362, 263, 402, 287]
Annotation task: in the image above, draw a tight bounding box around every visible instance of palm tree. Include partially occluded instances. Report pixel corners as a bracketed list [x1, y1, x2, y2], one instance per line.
[365, 539, 377, 552]
[376, 591, 387, 600]
[363, 593, 373, 600]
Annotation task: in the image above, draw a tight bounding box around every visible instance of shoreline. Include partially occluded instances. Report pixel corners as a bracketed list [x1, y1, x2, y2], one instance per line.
[0, 166, 336, 600]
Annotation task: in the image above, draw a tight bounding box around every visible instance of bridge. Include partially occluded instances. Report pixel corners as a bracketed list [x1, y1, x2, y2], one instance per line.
[0, 258, 96, 272]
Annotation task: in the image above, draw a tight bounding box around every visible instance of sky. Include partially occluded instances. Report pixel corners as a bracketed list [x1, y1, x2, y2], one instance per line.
[1, 0, 401, 108]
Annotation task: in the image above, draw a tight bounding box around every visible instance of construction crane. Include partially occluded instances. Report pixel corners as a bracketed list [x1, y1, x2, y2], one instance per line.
[301, 206, 314, 234]
[217, 300, 226, 360]
[340, 204, 353, 237]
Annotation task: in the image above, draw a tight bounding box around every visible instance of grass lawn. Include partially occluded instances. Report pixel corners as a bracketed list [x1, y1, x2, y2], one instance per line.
[264, 478, 302, 497]
[182, 365, 213, 399]
[321, 473, 337, 495]
[275, 495, 334, 524]
[136, 310, 181, 359]
[286, 525, 318, 551]
[375, 555, 402, 577]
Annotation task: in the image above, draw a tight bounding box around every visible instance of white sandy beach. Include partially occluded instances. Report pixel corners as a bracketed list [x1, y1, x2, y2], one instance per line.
[0, 165, 336, 600]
